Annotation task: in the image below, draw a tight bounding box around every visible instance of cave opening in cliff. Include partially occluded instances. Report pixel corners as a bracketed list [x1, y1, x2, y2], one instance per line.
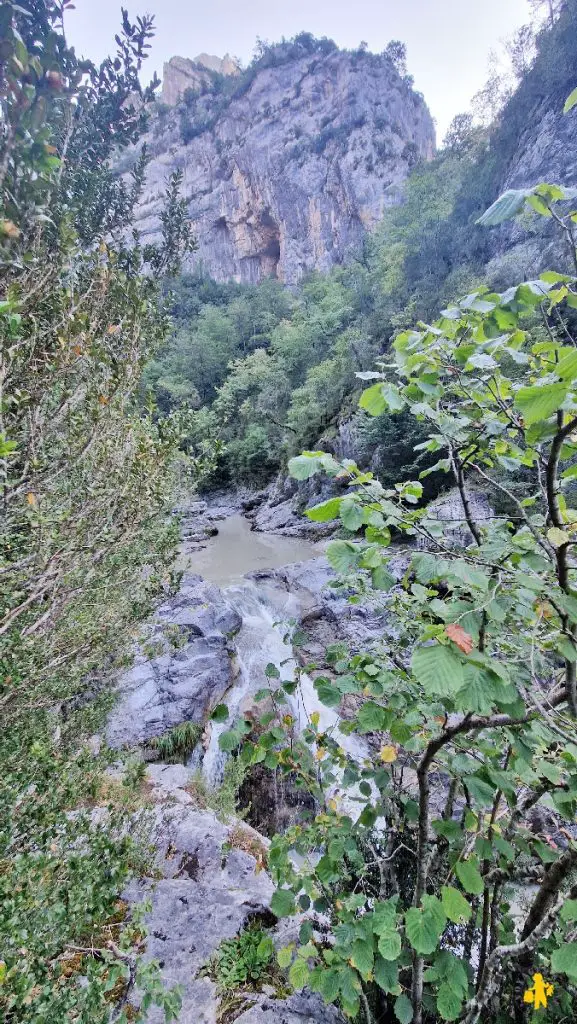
[259, 209, 281, 276]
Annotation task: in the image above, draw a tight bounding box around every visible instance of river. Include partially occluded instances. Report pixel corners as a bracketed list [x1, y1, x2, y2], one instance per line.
[181, 513, 322, 587]
[194, 514, 374, 820]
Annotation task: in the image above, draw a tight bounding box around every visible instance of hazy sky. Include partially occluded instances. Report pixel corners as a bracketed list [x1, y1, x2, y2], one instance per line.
[64, 0, 531, 141]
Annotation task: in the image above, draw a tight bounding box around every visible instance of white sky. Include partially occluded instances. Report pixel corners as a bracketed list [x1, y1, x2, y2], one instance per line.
[64, 0, 531, 141]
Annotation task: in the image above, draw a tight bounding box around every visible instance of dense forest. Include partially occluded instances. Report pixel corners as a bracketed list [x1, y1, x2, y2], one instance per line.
[144, 0, 577, 495]
[2, 2, 577, 1024]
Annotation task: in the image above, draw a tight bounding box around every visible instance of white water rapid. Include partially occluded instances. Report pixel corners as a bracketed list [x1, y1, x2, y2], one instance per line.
[202, 571, 375, 822]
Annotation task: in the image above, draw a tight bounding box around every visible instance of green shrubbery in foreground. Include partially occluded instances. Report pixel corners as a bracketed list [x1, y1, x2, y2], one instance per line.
[0, 2, 198, 1019]
[223, 175, 577, 1022]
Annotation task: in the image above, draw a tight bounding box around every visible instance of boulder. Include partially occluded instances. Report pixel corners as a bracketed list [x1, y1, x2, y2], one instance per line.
[126, 801, 344, 1024]
[106, 575, 241, 748]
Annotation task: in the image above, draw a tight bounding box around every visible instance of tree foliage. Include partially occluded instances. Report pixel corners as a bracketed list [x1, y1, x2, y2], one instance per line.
[230, 149, 577, 1024]
[0, 2, 197, 1018]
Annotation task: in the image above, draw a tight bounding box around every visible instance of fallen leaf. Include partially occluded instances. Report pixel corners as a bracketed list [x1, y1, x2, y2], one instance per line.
[445, 623, 474, 655]
[0, 219, 20, 239]
[379, 745, 398, 763]
[26, 492, 37, 507]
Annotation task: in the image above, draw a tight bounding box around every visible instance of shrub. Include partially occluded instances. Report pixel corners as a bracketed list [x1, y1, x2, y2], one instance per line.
[236, 179, 577, 1022]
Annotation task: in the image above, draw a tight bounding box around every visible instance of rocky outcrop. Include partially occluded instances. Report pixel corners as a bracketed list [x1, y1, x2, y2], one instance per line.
[161, 54, 239, 106]
[106, 574, 241, 748]
[123, 775, 344, 1023]
[132, 43, 435, 285]
[483, 7, 577, 283]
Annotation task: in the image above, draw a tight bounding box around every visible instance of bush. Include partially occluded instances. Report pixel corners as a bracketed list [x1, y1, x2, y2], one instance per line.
[239, 183, 577, 1023]
[0, 3, 197, 1019]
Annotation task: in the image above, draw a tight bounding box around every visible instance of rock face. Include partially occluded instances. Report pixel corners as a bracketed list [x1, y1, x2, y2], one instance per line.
[125, 779, 344, 1023]
[133, 44, 435, 285]
[483, 8, 577, 283]
[161, 54, 239, 106]
[106, 574, 241, 748]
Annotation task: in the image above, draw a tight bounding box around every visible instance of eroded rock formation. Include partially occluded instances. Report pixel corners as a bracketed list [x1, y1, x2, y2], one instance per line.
[160, 53, 239, 105]
[130, 44, 435, 285]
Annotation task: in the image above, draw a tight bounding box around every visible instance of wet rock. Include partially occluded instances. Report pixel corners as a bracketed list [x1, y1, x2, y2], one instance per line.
[106, 575, 240, 748]
[235, 992, 345, 1023]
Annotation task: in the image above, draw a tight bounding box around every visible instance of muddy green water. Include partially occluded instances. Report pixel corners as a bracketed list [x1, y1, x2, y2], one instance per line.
[182, 513, 321, 587]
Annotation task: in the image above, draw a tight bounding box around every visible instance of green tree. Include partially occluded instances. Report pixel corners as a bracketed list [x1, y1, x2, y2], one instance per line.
[0, 2, 196, 1019]
[233, 177, 577, 1024]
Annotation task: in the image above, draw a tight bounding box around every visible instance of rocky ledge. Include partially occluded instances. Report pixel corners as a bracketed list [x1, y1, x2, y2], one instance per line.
[106, 573, 241, 749]
[122, 766, 344, 1023]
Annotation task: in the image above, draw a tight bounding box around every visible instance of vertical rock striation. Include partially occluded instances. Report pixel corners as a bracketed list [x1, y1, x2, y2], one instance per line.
[130, 43, 435, 285]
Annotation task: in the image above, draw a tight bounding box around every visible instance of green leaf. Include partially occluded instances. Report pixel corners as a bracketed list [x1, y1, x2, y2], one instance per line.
[317, 968, 341, 1002]
[437, 981, 462, 1021]
[465, 776, 497, 806]
[359, 382, 388, 416]
[394, 993, 413, 1024]
[374, 956, 401, 995]
[340, 498, 366, 532]
[455, 858, 485, 895]
[556, 349, 577, 380]
[441, 886, 471, 924]
[350, 939, 374, 979]
[271, 889, 296, 918]
[314, 679, 342, 708]
[371, 565, 396, 591]
[551, 942, 577, 980]
[257, 936, 274, 960]
[564, 86, 577, 113]
[210, 704, 229, 722]
[219, 729, 242, 751]
[289, 958, 310, 989]
[277, 945, 294, 969]
[476, 188, 532, 227]
[360, 381, 405, 416]
[411, 644, 465, 698]
[357, 701, 389, 732]
[405, 897, 446, 955]
[326, 539, 359, 574]
[455, 666, 495, 717]
[514, 382, 568, 426]
[377, 930, 402, 961]
[288, 454, 322, 480]
[305, 497, 342, 522]
[560, 900, 577, 924]
[547, 527, 568, 548]
[527, 194, 551, 218]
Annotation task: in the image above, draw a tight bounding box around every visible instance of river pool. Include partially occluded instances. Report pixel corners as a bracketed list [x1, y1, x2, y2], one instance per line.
[181, 513, 322, 587]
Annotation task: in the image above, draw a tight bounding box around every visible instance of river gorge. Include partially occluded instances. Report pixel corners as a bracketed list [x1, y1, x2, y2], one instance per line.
[102, 495, 390, 1023]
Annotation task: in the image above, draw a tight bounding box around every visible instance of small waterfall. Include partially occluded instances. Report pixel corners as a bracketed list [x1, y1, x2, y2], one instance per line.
[202, 581, 297, 786]
[202, 578, 375, 823]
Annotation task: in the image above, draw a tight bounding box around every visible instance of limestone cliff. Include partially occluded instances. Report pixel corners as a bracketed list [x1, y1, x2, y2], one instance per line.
[131, 42, 435, 285]
[160, 54, 239, 105]
[483, 5, 577, 282]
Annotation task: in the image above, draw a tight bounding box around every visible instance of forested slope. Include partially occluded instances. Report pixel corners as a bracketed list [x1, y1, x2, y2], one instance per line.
[146, 3, 577, 495]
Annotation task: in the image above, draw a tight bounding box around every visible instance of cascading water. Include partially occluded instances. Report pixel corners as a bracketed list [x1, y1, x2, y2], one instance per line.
[202, 581, 297, 785]
[202, 575, 376, 823]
